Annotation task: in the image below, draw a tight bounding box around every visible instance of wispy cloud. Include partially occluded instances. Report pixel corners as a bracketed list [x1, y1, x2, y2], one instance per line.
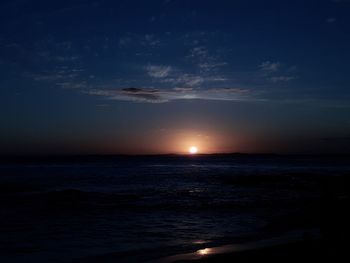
[188, 45, 228, 73]
[52, 55, 80, 62]
[118, 33, 161, 48]
[161, 74, 204, 87]
[199, 62, 227, 71]
[145, 62, 227, 88]
[178, 74, 203, 86]
[86, 87, 165, 103]
[259, 61, 281, 72]
[29, 72, 78, 82]
[259, 61, 297, 83]
[189, 46, 208, 59]
[27, 65, 87, 90]
[121, 87, 163, 102]
[270, 76, 296, 83]
[142, 34, 160, 47]
[84, 86, 253, 103]
[146, 65, 172, 78]
[159, 73, 228, 88]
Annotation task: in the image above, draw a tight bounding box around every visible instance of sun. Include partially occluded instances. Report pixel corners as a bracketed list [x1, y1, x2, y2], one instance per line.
[189, 146, 198, 154]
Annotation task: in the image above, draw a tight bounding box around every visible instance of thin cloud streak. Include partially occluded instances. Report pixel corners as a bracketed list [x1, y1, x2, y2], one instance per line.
[84, 87, 253, 103]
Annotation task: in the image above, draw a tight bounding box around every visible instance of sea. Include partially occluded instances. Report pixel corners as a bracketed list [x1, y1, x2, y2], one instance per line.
[0, 154, 349, 262]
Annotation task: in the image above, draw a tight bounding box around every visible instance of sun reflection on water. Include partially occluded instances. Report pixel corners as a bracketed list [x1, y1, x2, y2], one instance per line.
[192, 239, 210, 245]
[196, 248, 213, 256]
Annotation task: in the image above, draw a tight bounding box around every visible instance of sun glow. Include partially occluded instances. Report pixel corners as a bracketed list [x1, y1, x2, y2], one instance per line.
[189, 146, 198, 154]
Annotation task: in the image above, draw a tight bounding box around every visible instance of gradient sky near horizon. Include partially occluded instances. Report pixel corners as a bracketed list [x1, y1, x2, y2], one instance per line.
[1, 0, 350, 154]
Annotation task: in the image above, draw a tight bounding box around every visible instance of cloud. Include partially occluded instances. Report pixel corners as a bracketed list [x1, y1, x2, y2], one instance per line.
[57, 81, 87, 90]
[29, 71, 79, 82]
[259, 61, 297, 83]
[259, 61, 281, 72]
[159, 74, 225, 87]
[146, 65, 172, 78]
[270, 76, 296, 83]
[121, 87, 163, 102]
[27, 65, 87, 90]
[53, 56, 79, 62]
[86, 87, 165, 103]
[142, 34, 160, 47]
[175, 74, 204, 87]
[84, 86, 252, 103]
[186, 45, 229, 74]
[188, 46, 228, 73]
[36, 51, 80, 62]
[118, 34, 160, 48]
[146, 65, 211, 87]
[144, 53, 228, 89]
[199, 62, 227, 71]
[189, 46, 208, 59]
[173, 87, 194, 92]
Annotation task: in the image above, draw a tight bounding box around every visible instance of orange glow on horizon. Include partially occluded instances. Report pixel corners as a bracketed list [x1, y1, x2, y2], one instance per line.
[105, 128, 239, 155]
[159, 128, 236, 155]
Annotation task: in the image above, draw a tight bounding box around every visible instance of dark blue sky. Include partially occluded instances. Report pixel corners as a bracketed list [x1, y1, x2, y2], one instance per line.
[1, 0, 350, 154]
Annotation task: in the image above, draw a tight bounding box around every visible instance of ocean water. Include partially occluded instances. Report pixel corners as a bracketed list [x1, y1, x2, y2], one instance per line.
[0, 155, 349, 262]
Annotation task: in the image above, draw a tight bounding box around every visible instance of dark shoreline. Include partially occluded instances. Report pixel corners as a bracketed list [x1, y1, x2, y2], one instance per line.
[174, 239, 325, 263]
[156, 228, 349, 263]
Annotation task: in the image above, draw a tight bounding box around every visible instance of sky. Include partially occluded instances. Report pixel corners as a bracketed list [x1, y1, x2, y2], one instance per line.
[1, 0, 350, 155]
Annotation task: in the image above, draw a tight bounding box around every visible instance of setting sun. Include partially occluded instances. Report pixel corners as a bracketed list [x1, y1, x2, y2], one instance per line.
[189, 146, 198, 154]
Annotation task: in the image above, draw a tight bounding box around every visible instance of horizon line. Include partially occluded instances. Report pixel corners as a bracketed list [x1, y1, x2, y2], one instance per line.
[1, 152, 350, 158]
